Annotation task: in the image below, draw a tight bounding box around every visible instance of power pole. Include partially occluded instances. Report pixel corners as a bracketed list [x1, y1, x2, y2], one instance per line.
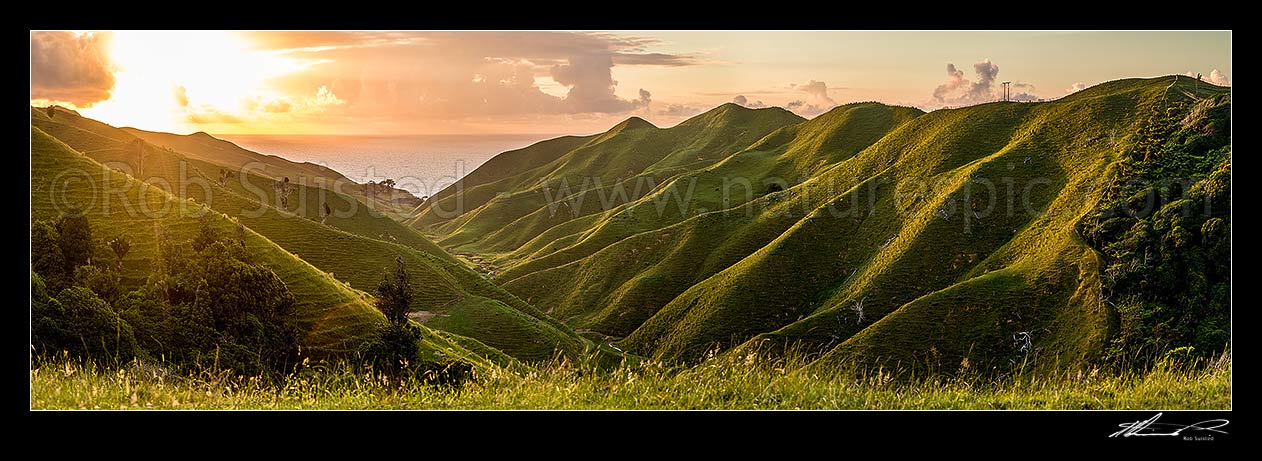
[1001, 81, 1011, 102]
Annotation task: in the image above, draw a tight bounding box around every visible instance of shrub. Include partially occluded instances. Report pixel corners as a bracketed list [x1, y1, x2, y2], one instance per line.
[56, 213, 94, 269]
[55, 286, 138, 363]
[359, 323, 423, 375]
[31, 220, 67, 288]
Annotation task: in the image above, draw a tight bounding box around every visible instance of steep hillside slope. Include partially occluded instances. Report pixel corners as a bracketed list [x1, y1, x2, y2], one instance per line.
[32, 110, 586, 362]
[31, 126, 505, 366]
[123, 126, 422, 215]
[415, 76, 1230, 375]
[408, 104, 806, 253]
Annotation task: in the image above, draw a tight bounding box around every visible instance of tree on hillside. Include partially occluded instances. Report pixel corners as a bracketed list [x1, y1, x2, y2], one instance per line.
[56, 212, 93, 269]
[31, 220, 67, 286]
[233, 218, 248, 250]
[107, 236, 131, 266]
[360, 256, 422, 375]
[321, 201, 332, 224]
[191, 214, 220, 252]
[53, 286, 138, 362]
[128, 139, 146, 176]
[382, 178, 396, 189]
[273, 177, 297, 210]
[376, 256, 413, 327]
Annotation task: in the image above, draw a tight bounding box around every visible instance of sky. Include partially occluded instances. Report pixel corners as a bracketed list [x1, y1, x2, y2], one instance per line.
[30, 30, 1231, 136]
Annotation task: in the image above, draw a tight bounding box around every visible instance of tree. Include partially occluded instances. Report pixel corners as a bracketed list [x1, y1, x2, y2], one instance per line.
[56, 212, 93, 269]
[382, 178, 396, 189]
[321, 201, 332, 224]
[74, 264, 122, 305]
[376, 257, 413, 326]
[128, 139, 147, 176]
[54, 286, 138, 363]
[31, 220, 67, 285]
[360, 323, 421, 375]
[273, 177, 296, 209]
[31, 273, 70, 361]
[191, 214, 220, 252]
[233, 218, 249, 251]
[107, 236, 131, 266]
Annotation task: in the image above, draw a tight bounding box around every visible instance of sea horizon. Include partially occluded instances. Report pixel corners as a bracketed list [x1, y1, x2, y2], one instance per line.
[218, 133, 566, 197]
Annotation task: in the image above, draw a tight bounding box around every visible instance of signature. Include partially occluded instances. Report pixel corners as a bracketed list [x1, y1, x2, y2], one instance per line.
[1110, 413, 1230, 438]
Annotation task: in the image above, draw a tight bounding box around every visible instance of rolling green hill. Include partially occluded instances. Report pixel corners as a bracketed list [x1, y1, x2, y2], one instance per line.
[31, 109, 586, 363]
[30, 126, 510, 366]
[122, 126, 423, 217]
[413, 76, 1230, 375]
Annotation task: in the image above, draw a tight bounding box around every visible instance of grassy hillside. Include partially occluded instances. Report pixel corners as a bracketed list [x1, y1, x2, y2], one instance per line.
[32, 109, 586, 363]
[31, 126, 495, 362]
[408, 104, 805, 253]
[415, 76, 1230, 376]
[122, 126, 422, 217]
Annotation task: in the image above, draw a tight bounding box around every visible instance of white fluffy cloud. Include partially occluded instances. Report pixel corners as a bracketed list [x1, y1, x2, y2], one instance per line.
[1186, 69, 1231, 86]
[930, 59, 1039, 107]
[791, 80, 836, 105]
[732, 95, 766, 108]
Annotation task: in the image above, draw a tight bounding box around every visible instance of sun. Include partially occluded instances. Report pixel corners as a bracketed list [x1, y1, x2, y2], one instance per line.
[80, 31, 306, 134]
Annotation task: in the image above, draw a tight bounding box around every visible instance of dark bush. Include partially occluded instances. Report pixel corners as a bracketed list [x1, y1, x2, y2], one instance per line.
[417, 359, 477, 388]
[55, 286, 138, 363]
[359, 323, 423, 375]
[31, 220, 67, 289]
[56, 213, 94, 269]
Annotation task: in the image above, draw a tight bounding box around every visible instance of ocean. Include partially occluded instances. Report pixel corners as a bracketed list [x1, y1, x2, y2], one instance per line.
[218, 134, 559, 198]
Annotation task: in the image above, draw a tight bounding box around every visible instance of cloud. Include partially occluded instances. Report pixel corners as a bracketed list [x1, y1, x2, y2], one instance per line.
[1181, 69, 1231, 85]
[1208, 69, 1230, 86]
[638, 88, 652, 107]
[612, 53, 698, 67]
[185, 107, 243, 124]
[1187, 69, 1231, 86]
[930, 59, 1038, 106]
[550, 54, 643, 113]
[1010, 82, 1038, 101]
[245, 31, 698, 119]
[784, 100, 828, 117]
[262, 100, 292, 113]
[1011, 92, 1039, 102]
[732, 95, 766, 108]
[932, 63, 969, 102]
[792, 80, 836, 104]
[782, 79, 838, 116]
[1066, 82, 1087, 94]
[173, 85, 189, 107]
[313, 85, 344, 107]
[657, 103, 701, 117]
[29, 31, 116, 106]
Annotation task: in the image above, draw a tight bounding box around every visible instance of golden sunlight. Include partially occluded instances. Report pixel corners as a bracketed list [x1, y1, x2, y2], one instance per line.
[81, 31, 307, 133]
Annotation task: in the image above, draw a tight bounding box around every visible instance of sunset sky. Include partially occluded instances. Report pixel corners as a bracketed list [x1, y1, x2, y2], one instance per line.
[30, 30, 1231, 136]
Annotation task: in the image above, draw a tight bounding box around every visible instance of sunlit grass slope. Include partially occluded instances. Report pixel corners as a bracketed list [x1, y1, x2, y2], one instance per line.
[32, 109, 585, 363]
[414, 77, 1230, 376]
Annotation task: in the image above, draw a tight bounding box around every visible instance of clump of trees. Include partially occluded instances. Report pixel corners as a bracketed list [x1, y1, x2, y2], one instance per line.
[1078, 94, 1231, 367]
[356, 256, 475, 385]
[31, 213, 300, 376]
[31, 210, 474, 385]
[359, 257, 423, 375]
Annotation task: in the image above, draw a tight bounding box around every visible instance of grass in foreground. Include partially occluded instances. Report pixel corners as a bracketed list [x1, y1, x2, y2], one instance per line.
[31, 352, 1230, 410]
